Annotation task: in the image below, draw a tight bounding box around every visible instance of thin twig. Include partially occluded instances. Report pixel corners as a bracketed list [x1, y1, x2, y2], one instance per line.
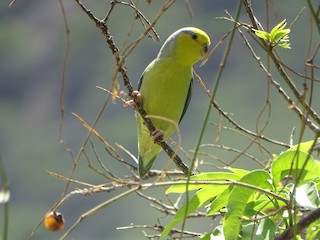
[58, 0, 73, 160]
[59, 187, 139, 240]
[194, 71, 291, 149]
[199, 144, 265, 166]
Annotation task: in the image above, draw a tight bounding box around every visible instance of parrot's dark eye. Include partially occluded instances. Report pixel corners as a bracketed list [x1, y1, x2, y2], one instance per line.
[191, 34, 198, 40]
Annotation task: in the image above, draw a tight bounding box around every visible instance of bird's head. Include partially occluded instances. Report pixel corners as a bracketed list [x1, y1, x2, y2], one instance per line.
[158, 27, 211, 66]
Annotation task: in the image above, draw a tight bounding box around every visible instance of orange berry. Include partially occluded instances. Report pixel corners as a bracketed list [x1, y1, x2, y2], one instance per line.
[44, 211, 65, 232]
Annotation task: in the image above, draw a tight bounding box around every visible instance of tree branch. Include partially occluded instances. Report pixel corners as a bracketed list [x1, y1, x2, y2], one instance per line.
[242, 0, 320, 131]
[275, 208, 320, 240]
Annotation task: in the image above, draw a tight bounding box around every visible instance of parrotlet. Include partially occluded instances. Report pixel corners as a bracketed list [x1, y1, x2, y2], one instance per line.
[136, 27, 211, 178]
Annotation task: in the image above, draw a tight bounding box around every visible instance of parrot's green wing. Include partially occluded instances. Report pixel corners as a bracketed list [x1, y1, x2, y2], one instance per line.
[137, 72, 161, 178]
[138, 74, 193, 124]
[179, 78, 193, 123]
[137, 74, 193, 178]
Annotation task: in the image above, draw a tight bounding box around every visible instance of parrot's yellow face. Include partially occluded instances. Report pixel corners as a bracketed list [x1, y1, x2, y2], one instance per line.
[159, 27, 211, 66]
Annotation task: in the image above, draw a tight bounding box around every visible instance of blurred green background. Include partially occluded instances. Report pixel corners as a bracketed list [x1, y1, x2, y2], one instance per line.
[1, 0, 319, 239]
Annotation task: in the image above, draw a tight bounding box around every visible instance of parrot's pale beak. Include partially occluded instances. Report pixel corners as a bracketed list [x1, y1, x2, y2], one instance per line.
[199, 45, 210, 66]
[201, 45, 209, 57]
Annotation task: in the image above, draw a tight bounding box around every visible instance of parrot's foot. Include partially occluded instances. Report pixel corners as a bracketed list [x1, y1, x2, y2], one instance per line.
[123, 91, 141, 107]
[151, 129, 164, 143]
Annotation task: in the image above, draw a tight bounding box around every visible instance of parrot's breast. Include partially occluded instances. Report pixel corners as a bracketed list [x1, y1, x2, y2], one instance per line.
[139, 58, 192, 139]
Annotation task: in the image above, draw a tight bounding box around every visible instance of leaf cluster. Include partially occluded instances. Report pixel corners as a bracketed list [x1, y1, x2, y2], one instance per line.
[161, 140, 320, 239]
[253, 19, 291, 49]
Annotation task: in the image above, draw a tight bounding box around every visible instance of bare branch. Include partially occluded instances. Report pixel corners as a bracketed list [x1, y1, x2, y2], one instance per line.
[275, 208, 320, 240]
[72, 0, 191, 176]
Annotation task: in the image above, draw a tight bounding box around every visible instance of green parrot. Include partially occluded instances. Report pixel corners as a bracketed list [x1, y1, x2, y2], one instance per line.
[136, 27, 211, 178]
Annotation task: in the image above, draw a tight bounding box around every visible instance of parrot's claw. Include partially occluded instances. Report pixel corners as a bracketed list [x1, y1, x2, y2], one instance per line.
[151, 129, 164, 143]
[132, 90, 142, 98]
[123, 99, 135, 107]
[123, 91, 142, 107]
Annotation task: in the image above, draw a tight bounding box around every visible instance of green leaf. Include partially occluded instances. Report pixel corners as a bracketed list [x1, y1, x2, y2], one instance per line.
[224, 167, 249, 177]
[253, 29, 270, 41]
[253, 19, 291, 49]
[207, 186, 231, 216]
[160, 186, 217, 239]
[272, 30, 290, 44]
[200, 225, 225, 240]
[241, 218, 276, 240]
[271, 150, 320, 185]
[165, 172, 239, 194]
[270, 19, 287, 37]
[295, 181, 320, 210]
[162, 172, 243, 238]
[223, 170, 272, 240]
[252, 194, 287, 213]
[305, 219, 320, 239]
[290, 139, 320, 152]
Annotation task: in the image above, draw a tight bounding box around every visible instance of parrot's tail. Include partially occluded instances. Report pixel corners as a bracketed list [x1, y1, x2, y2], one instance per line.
[137, 114, 164, 178]
[138, 153, 158, 178]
